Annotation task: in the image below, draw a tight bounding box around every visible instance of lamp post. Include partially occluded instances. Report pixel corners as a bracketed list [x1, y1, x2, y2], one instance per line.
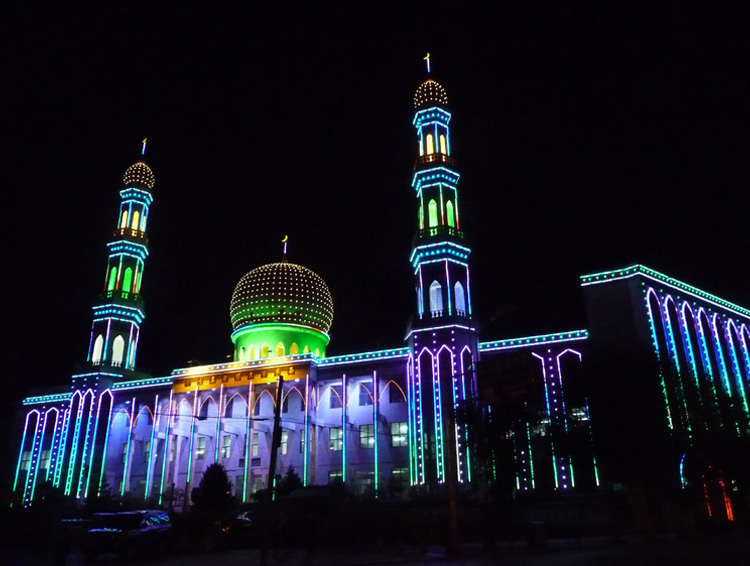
[260, 374, 284, 566]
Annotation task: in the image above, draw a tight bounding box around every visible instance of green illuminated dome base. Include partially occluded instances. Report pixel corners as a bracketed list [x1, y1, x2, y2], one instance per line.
[230, 260, 334, 360]
[232, 324, 329, 360]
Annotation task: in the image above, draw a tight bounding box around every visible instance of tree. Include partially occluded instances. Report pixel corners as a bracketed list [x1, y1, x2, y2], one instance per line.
[191, 463, 235, 517]
[277, 466, 302, 497]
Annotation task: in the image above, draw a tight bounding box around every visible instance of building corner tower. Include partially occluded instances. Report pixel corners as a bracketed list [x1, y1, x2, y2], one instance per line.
[407, 68, 479, 489]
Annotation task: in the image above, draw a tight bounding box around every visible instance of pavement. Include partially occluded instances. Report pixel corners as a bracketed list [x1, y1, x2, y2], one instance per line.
[10, 532, 750, 566]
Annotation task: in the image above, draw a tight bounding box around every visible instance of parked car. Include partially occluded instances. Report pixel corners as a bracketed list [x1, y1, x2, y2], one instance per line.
[81, 510, 171, 561]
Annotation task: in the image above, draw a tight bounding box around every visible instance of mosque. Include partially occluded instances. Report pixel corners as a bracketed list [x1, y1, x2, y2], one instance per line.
[13, 69, 750, 522]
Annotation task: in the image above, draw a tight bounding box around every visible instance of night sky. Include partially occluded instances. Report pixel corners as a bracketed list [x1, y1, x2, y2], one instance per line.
[6, 3, 748, 402]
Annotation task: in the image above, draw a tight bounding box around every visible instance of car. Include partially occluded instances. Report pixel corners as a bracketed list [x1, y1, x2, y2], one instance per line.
[81, 510, 171, 561]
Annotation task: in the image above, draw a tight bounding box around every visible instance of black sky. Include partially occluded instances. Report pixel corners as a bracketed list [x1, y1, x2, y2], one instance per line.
[5, 2, 749, 399]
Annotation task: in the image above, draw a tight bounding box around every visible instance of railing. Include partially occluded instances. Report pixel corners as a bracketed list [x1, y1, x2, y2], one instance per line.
[113, 227, 148, 241]
[416, 153, 455, 166]
[103, 289, 141, 302]
[417, 226, 464, 240]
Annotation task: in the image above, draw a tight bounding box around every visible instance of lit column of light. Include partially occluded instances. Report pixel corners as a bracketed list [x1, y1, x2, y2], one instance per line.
[75, 390, 97, 498]
[64, 392, 85, 496]
[120, 398, 136, 497]
[23, 413, 44, 505]
[725, 321, 750, 417]
[449, 347, 462, 483]
[444, 261, 452, 315]
[83, 391, 107, 498]
[695, 309, 721, 416]
[44, 409, 61, 484]
[13, 410, 38, 498]
[373, 371, 379, 497]
[432, 350, 445, 483]
[303, 375, 309, 486]
[644, 289, 675, 429]
[29, 409, 56, 503]
[186, 386, 199, 485]
[532, 353, 559, 489]
[158, 391, 173, 506]
[662, 297, 690, 432]
[459, 347, 472, 482]
[526, 417, 536, 489]
[585, 399, 600, 487]
[96, 391, 115, 496]
[415, 350, 426, 484]
[243, 383, 252, 502]
[406, 356, 416, 486]
[145, 394, 159, 500]
[126, 325, 135, 369]
[215, 385, 224, 462]
[342, 374, 347, 483]
[53, 406, 72, 488]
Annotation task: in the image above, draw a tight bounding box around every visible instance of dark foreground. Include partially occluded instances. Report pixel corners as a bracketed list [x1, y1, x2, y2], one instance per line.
[9, 533, 750, 566]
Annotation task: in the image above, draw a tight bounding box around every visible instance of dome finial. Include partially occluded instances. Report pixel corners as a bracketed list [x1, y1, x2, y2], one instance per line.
[141, 137, 148, 156]
[423, 52, 431, 74]
[281, 234, 289, 260]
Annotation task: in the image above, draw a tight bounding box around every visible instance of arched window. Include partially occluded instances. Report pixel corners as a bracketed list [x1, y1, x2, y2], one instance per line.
[446, 200, 455, 228]
[419, 138, 424, 156]
[429, 281, 443, 315]
[107, 266, 117, 291]
[275, 342, 285, 357]
[119, 211, 128, 228]
[92, 335, 104, 364]
[428, 200, 438, 228]
[426, 133, 434, 155]
[290, 343, 299, 355]
[260, 343, 270, 358]
[122, 267, 133, 293]
[314, 348, 320, 357]
[439, 134, 447, 154]
[239, 347, 245, 361]
[131, 210, 140, 231]
[112, 335, 125, 367]
[303, 345, 311, 354]
[416, 286, 423, 316]
[454, 281, 466, 314]
[418, 205, 423, 229]
[248, 345, 256, 360]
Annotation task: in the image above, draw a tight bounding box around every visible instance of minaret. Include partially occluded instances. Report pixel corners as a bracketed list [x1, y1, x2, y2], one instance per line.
[407, 60, 479, 489]
[86, 160, 155, 371]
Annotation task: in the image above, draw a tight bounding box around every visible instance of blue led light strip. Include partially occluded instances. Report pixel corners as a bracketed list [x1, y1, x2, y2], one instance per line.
[113, 376, 172, 390]
[480, 330, 589, 352]
[320, 348, 410, 367]
[120, 398, 136, 497]
[581, 265, 750, 318]
[145, 394, 159, 500]
[23, 392, 72, 406]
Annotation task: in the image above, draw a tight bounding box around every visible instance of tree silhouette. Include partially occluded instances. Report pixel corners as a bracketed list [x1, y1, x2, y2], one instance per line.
[191, 463, 235, 517]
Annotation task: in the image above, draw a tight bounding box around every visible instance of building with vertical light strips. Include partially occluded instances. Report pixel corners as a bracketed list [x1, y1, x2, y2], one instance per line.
[13, 71, 750, 523]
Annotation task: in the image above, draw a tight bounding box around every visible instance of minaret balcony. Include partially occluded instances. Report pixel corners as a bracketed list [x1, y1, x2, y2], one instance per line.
[100, 289, 145, 308]
[416, 311, 472, 323]
[415, 153, 455, 168]
[112, 227, 149, 242]
[416, 226, 464, 241]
